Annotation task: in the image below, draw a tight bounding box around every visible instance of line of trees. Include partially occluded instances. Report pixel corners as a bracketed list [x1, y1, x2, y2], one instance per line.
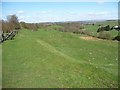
[1, 15, 86, 33]
[1, 14, 49, 33]
[58, 22, 85, 33]
[1, 15, 21, 33]
[20, 22, 38, 31]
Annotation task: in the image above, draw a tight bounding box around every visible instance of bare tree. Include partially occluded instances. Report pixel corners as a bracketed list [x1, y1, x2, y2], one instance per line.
[7, 15, 21, 30]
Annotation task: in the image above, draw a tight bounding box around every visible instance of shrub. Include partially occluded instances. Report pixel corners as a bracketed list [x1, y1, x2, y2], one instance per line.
[97, 31, 111, 40]
[112, 35, 120, 41]
[7, 15, 21, 30]
[2, 15, 21, 33]
[58, 22, 84, 33]
[2, 21, 13, 33]
[20, 22, 38, 31]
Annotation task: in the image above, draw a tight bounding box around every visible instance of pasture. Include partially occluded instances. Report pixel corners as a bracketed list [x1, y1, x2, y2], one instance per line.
[84, 20, 118, 38]
[2, 22, 118, 88]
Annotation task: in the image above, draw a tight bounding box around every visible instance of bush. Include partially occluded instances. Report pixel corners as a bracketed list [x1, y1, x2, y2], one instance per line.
[58, 22, 84, 33]
[2, 15, 21, 33]
[97, 31, 111, 40]
[2, 21, 14, 33]
[20, 22, 38, 31]
[113, 35, 120, 41]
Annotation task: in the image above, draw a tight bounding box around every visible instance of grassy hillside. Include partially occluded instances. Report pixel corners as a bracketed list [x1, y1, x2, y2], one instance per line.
[2, 29, 118, 88]
[84, 20, 118, 38]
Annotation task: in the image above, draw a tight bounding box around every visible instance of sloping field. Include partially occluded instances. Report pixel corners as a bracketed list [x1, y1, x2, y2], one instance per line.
[84, 20, 118, 38]
[2, 29, 118, 88]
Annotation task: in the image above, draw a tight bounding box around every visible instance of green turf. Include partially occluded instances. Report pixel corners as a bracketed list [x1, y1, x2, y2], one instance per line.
[2, 28, 118, 88]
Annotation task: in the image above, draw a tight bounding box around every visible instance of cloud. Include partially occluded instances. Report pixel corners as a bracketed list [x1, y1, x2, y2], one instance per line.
[34, 10, 53, 15]
[17, 10, 116, 23]
[98, 11, 109, 15]
[26, 16, 30, 18]
[87, 11, 109, 15]
[84, 11, 117, 20]
[17, 10, 24, 14]
[96, 0, 105, 4]
[19, 15, 25, 19]
[41, 11, 48, 14]
[86, 11, 109, 20]
[69, 12, 75, 14]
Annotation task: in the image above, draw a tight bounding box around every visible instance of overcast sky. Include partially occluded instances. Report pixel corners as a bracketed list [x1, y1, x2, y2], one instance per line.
[2, 2, 118, 23]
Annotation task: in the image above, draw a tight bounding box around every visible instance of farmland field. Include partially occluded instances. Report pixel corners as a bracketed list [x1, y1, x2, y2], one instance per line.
[2, 23, 118, 88]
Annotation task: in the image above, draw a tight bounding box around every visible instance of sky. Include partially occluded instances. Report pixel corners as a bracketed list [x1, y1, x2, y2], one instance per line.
[1, 0, 120, 2]
[1, 2, 118, 23]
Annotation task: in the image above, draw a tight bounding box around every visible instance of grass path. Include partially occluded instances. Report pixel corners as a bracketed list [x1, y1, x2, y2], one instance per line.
[37, 39, 109, 66]
[2, 29, 118, 88]
[37, 39, 117, 74]
[37, 39, 81, 64]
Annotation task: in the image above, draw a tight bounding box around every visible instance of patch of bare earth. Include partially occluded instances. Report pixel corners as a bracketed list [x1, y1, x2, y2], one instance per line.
[80, 36, 101, 41]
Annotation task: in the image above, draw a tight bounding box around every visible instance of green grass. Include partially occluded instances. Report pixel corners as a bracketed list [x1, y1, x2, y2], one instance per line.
[2, 28, 118, 88]
[0, 44, 2, 89]
[84, 21, 118, 38]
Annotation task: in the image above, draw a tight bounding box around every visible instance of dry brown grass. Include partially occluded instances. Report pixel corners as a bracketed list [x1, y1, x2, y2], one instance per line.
[80, 36, 102, 41]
